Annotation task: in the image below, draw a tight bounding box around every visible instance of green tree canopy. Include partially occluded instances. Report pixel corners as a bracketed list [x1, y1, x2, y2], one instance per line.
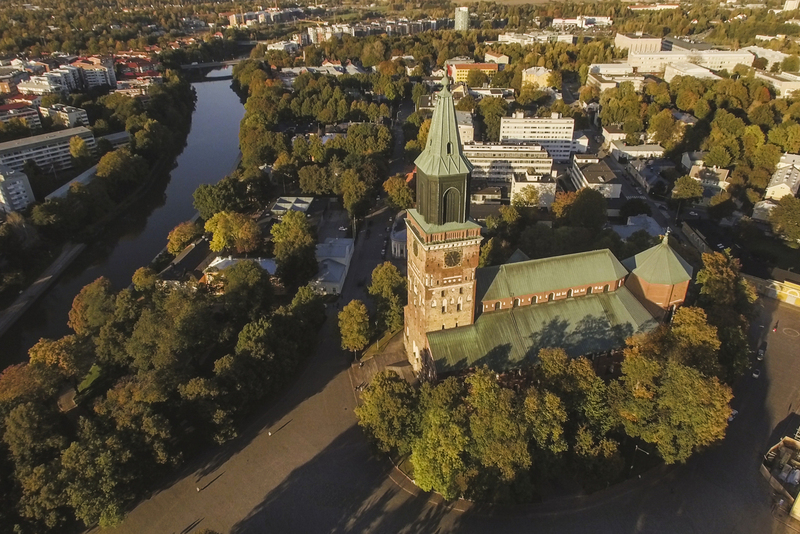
[338, 299, 370, 353]
[204, 211, 262, 253]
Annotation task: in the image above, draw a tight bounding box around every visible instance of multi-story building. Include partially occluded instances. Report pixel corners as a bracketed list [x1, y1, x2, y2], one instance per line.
[742, 46, 789, 68]
[663, 62, 722, 83]
[614, 32, 663, 54]
[0, 68, 29, 94]
[0, 126, 96, 172]
[462, 141, 553, 183]
[70, 57, 117, 89]
[661, 37, 712, 52]
[448, 63, 498, 83]
[570, 153, 622, 198]
[455, 110, 474, 143]
[267, 41, 299, 53]
[498, 32, 575, 45]
[766, 162, 800, 200]
[552, 16, 613, 28]
[522, 66, 552, 88]
[755, 71, 800, 98]
[627, 50, 754, 72]
[499, 112, 576, 162]
[49, 66, 82, 92]
[0, 103, 42, 130]
[43, 104, 90, 128]
[627, 3, 680, 11]
[587, 72, 646, 92]
[484, 51, 509, 64]
[17, 77, 65, 96]
[786, 0, 800, 10]
[589, 63, 635, 76]
[0, 166, 35, 213]
[455, 6, 470, 31]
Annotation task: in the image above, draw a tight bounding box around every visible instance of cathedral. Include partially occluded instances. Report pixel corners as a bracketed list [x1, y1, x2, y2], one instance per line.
[403, 80, 694, 379]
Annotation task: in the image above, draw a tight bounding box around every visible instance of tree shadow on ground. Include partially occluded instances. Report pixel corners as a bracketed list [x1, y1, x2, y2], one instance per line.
[228, 425, 463, 534]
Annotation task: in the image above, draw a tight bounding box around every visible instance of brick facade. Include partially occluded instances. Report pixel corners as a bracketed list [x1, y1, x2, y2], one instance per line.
[624, 273, 688, 319]
[479, 277, 626, 315]
[404, 216, 482, 373]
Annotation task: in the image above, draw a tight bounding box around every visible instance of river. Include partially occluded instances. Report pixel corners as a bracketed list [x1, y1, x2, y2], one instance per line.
[0, 67, 245, 367]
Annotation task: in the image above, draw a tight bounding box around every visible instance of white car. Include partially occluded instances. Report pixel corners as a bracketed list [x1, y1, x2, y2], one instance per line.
[689, 211, 698, 216]
[728, 409, 739, 422]
[753, 369, 761, 379]
[338, 226, 347, 231]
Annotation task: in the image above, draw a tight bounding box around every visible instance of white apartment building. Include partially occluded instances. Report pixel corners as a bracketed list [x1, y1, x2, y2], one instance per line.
[742, 46, 790, 68]
[456, 110, 474, 143]
[71, 57, 117, 88]
[498, 32, 574, 46]
[462, 141, 553, 183]
[614, 33, 663, 54]
[43, 104, 90, 128]
[627, 3, 680, 11]
[588, 63, 635, 76]
[766, 163, 800, 200]
[455, 7, 470, 31]
[627, 50, 754, 72]
[0, 127, 96, 172]
[0, 103, 42, 130]
[664, 62, 722, 83]
[499, 112, 576, 162]
[587, 73, 645, 92]
[0, 166, 34, 213]
[17, 77, 65, 96]
[570, 154, 622, 199]
[754, 70, 800, 97]
[267, 41, 299, 53]
[552, 16, 613, 28]
[511, 173, 557, 208]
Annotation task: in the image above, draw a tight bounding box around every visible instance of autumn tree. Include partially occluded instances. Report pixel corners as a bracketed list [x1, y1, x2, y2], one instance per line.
[270, 210, 317, 287]
[383, 175, 414, 210]
[568, 188, 607, 230]
[770, 195, 800, 242]
[355, 370, 420, 454]
[511, 185, 540, 208]
[68, 277, 115, 337]
[204, 211, 262, 253]
[338, 300, 370, 355]
[166, 221, 202, 255]
[551, 191, 577, 222]
[69, 136, 93, 170]
[369, 262, 407, 332]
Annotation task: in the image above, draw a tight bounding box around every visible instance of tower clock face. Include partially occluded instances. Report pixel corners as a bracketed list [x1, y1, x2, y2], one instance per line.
[444, 249, 462, 267]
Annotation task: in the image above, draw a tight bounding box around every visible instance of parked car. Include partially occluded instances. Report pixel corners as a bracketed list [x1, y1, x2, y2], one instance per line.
[689, 211, 698, 216]
[752, 369, 761, 379]
[338, 226, 347, 231]
[758, 343, 767, 360]
[728, 409, 739, 422]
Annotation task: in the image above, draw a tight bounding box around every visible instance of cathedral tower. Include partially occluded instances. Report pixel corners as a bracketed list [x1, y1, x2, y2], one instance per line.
[404, 80, 482, 376]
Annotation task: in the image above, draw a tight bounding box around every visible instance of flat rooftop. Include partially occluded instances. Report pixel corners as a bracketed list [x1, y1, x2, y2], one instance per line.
[0, 126, 92, 152]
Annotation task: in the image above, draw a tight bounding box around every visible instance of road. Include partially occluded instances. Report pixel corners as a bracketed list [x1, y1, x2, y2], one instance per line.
[603, 154, 677, 233]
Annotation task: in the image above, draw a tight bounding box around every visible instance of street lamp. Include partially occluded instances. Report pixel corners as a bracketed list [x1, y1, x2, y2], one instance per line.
[631, 444, 650, 474]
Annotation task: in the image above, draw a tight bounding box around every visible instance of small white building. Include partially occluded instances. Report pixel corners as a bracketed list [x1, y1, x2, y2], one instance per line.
[766, 164, 800, 200]
[754, 70, 800, 98]
[455, 110, 474, 143]
[588, 63, 634, 76]
[271, 196, 313, 218]
[681, 151, 705, 171]
[610, 140, 665, 161]
[311, 237, 354, 295]
[390, 211, 407, 259]
[614, 32, 663, 54]
[484, 51, 509, 65]
[752, 200, 778, 222]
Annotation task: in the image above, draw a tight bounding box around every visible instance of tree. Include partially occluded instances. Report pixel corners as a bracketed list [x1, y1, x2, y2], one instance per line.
[477, 97, 508, 142]
[338, 300, 370, 354]
[696, 250, 757, 315]
[551, 191, 577, 222]
[298, 164, 331, 195]
[671, 175, 703, 216]
[703, 145, 732, 168]
[69, 136, 93, 169]
[466, 367, 531, 481]
[340, 168, 369, 218]
[355, 370, 419, 454]
[270, 210, 317, 287]
[220, 260, 272, 321]
[369, 262, 406, 301]
[466, 69, 489, 88]
[166, 221, 202, 255]
[68, 277, 115, 337]
[411, 378, 471, 499]
[383, 175, 414, 210]
[782, 55, 800, 73]
[28, 335, 92, 379]
[568, 188, 607, 230]
[131, 267, 157, 293]
[512, 185, 540, 208]
[770, 195, 800, 242]
[668, 307, 723, 377]
[620, 198, 652, 218]
[95, 149, 147, 198]
[204, 211, 261, 253]
[647, 109, 681, 150]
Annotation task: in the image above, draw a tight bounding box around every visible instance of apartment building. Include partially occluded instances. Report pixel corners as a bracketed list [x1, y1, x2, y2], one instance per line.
[448, 63, 498, 83]
[0, 103, 42, 130]
[462, 141, 553, 183]
[499, 112, 576, 162]
[754, 70, 800, 97]
[43, 104, 90, 128]
[0, 68, 29, 94]
[570, 154, 622, 199]
[588, 63, 635, 76]
[455, 6, 470, 31]
[70, 57, 117, 88]
[456, 110, 474, 143]
[0, 166, 35, 213]
[661, 37, 712, 52]
[627, 50, 754, 72]
[498, 32, 575, 45]
[17, 77, 65, 96]
[522, 66, 552, 88]
[614, 33, 663, 54]
[552, 16, 612, 28]
[663, 62, 721, 83]
[742, 45, 789, 68]
[0, 127, 96, 171]
[587, 72, 645, 92]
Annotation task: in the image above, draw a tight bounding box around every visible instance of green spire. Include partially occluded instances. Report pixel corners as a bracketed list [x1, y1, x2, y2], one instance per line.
[414, 78, 472, 177]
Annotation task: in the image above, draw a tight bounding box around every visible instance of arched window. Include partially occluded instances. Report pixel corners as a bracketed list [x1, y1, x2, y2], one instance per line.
[494, 301, 500, 311]
[587, 286, 593, 295]
[514, 298, 520, 307]
[533, 295, 538, 304]
[548, 293, 555, 302]
[446, 142, 453, 155]
[442, 188, 461, 223]
[567, 289, 573, 298]
[604, 284, 610, 293]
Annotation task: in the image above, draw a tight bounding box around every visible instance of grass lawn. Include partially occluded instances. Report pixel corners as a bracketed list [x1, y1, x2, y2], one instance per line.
[78, 364, 102, 393]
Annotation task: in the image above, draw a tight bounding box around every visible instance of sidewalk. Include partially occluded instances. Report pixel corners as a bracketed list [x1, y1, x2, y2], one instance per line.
[0, 242, 86, 339]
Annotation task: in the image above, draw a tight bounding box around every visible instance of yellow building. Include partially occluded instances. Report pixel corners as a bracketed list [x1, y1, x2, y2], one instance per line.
[522, 66, 552, 88]
[448, 63, 499, 83]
